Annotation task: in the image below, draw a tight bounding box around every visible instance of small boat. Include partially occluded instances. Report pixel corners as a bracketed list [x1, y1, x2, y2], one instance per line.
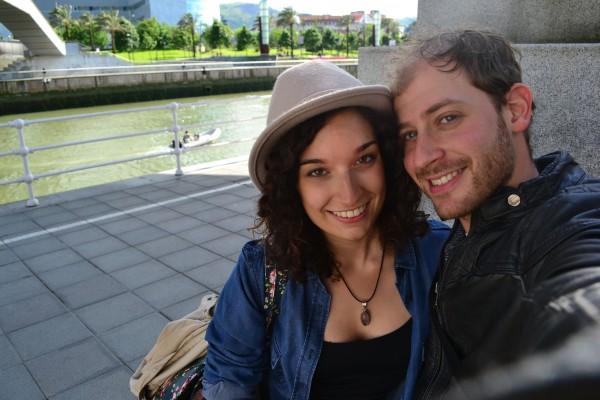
[170, 128, 221, 149]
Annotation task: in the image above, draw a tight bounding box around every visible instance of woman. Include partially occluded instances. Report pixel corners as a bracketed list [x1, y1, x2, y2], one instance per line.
[202, 62, 449, 400]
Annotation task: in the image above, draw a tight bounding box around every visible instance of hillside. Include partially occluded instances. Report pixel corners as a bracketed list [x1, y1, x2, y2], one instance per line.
[220, 3, 279, 29]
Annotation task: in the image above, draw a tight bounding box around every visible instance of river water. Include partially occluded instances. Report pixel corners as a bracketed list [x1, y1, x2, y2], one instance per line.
[0, 91, 271, 205]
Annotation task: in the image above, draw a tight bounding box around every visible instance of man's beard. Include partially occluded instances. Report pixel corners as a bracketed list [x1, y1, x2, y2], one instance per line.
[427, 115, 516, 220]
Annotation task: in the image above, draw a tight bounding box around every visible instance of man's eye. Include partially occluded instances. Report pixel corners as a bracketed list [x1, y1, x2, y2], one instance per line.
[440, 114, 458, 124]
[308, 168, 327, 177]
[401, 131, 417, 141]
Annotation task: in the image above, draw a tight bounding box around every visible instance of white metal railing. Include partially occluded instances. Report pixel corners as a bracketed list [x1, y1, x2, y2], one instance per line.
[0, 58, 358, 81]
[0, 102, 264, 207]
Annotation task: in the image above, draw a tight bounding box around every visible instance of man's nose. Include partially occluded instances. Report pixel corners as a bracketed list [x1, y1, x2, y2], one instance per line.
[412, 130, 444, 171]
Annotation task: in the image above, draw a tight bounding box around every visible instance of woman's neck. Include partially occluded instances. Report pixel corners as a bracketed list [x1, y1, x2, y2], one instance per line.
[327, 231, 384, 271]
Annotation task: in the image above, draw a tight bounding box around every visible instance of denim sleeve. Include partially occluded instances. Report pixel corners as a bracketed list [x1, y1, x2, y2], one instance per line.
[202, 241, 267, 400]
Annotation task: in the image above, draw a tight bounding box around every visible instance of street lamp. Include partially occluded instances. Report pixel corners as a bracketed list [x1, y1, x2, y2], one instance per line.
[290, 15, 300, 58]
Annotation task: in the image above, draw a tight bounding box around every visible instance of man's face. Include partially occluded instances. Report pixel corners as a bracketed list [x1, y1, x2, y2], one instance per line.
[394, 62, 515, 223]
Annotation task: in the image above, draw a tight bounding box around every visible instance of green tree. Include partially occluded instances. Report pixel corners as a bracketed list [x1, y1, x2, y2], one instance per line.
[100, 10, 124, 53]
[115, 18, 139, 52]
[49, 5, 77, 40]
[303, 27, 321, 53]
[172, 26, 193, 50]
[157, 23, 174, 49]
[322, 28, 337, 51]
[79, 12, 99, 49]
[205, 20, 232, 54]
[276, 7, 299, 57]
[235, 26, 255, 51]
[277, 29, 290, 52]
[178, 13, 197, 57]
[338, 15, 353, 57]
[136, 17, 161, 49]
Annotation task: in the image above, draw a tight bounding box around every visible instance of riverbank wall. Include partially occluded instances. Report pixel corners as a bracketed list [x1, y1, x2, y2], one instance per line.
[0, 64, 357, 115]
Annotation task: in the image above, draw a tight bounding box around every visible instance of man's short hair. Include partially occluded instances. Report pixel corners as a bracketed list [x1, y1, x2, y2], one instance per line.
[394, 30, 535, 149]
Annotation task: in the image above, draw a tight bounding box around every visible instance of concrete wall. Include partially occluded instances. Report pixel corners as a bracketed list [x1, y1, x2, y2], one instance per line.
[415, 0, 600, 43]
[358, 45, 600, 176]
[26, 42, 130, 70]
[0, 64, 358, 95]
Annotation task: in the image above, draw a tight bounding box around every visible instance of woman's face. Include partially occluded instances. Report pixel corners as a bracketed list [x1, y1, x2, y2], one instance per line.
[297, 109, 386, 245]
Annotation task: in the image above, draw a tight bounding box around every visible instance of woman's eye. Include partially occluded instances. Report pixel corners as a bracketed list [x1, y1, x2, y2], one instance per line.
[357, 154, 376, 164]
[308, 168, 327, 177]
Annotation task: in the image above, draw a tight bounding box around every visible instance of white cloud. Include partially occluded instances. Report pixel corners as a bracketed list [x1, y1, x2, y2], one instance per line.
[219, 0, 419, 19]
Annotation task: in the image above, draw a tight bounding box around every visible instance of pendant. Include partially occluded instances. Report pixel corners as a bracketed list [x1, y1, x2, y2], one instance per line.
[360, 302, 371, 326]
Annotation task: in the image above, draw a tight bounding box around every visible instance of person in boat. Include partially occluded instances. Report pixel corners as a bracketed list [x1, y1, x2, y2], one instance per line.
[201, 61, 450, 399]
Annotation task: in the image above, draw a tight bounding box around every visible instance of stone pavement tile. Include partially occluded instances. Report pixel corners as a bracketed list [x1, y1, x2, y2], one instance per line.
[100, 313, 169, 363]
[0, 276, 47, 307]
[71, 236, 128, 259]
[94, 190, 131, 203]
[9, 236, 66, 260]
[0, 246, 19, 266]
[135, 207, 183, 224]
[0, 293, 66, 333]
[9, 313, 92, 361]
[125, 184, 158, 195]
[186, 258, 236, 290]
[91, 247, 151, 273]
[60, 197, 103, 211]
[222, 200, 258, 215]
[213, 214, 255, 233]
[26, 338, 120, 398]
[57, 226, 110, 246]
[204, 193, 245, 207]
[111, 259, 176, 290]
[189, 175, 231, 188]
[238, 229, 257, 240]
[97, 216, 148, 235]
[50, 366, 133, 400]
[55, 274, 128, 309]
[38, 260, 103, 291]
[106, 195, 151, 210]
[0, 364, 45, 400]
[158, 246, 221, 272]
[134, 274, 208, 309]
[161, 291, 212, 321]
[176, 224, 229, 245]
[76, 292, 154, 334]
[163, 180, 203, 195]
[117, 225, 170, 246]
[127, 356, 144, 371]
[200, 233, 248, 258]
[154, 215, 204, 234]
[32, 210, 80, 228]
[194, 207, 237, 223]
[24, 248, 84, 274]
[137, 189, 179, 202]
[0, 261, 31, 285]
[232, 184, 260, 198]
[71, 203, 116, 218]
[0, 218, 40, 238]
[22, 204, 66, 219]
[168, 199, 214, 215]
[137, 235, 194, 258]
[0, 334, 21, 370]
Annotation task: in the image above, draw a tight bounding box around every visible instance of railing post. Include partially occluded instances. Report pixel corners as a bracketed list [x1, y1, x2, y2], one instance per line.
[12, 119, 39, 207]
[170, 102, 183, 176]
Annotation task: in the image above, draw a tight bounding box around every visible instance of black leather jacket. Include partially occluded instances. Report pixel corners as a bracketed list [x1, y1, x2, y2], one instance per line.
[414, 152, 600, 399]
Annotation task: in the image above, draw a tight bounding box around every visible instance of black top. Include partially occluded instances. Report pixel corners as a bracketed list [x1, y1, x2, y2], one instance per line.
[309, 319, 412, 400]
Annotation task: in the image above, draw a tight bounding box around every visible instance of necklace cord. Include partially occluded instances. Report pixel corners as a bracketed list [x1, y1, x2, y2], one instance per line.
[335, 246, 385, 304]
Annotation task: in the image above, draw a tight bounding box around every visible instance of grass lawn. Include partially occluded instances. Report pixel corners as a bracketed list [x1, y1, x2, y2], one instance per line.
[115, 48, 358, 63]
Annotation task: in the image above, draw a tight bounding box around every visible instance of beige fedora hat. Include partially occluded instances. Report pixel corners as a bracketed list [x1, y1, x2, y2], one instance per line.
[248, 61, 392, 192]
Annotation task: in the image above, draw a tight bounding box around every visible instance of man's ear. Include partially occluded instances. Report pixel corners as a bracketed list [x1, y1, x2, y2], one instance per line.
[504, 83, 534, 133]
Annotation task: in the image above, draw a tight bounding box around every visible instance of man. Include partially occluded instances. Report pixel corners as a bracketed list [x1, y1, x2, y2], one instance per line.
[393, 30, 600, 398]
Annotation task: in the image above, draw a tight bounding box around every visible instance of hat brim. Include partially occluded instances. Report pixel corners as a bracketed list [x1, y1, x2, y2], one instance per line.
[250, 85, 392, 191]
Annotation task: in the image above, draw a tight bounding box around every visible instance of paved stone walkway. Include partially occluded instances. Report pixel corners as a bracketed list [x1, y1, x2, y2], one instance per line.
[0, 158, 259, 399]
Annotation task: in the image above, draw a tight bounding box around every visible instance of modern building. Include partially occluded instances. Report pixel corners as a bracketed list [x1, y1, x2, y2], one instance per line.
[31, 0, 220, 27]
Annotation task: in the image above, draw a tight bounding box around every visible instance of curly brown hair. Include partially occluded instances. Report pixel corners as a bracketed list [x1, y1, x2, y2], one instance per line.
[253, 106, 428, 282]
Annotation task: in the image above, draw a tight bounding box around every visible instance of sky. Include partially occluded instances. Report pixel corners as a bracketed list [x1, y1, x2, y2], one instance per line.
[219, 0, 419, 19]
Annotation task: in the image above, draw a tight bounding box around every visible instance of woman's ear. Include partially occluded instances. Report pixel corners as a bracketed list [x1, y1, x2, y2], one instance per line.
[504, 83, 534, 133]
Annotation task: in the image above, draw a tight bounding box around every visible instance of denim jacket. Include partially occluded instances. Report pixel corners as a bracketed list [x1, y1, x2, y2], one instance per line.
[203, 220, 449, 400]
